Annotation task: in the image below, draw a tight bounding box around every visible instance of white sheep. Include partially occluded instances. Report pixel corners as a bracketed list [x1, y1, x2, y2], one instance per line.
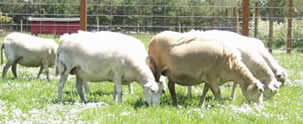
[56, 31, 163, 105]
[1, 32, 58, 81]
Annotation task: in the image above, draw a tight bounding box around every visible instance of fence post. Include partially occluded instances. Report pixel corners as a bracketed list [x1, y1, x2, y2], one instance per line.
[20, 19, 23, 32]
[225, 8, 228, 30]
[269, 0, 273, 53]
[254, 2, 258, 38]
[96, 16, 99, 31]
[233, 8, 239, 33]
[212, 11, 216, 29]
[287, 0, 293, 54]
[80, 0, 87, 31]
[242, 0, 249, 36]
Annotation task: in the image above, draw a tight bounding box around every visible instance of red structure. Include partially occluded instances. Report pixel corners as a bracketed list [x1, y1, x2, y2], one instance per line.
[27, 17, 80, 35]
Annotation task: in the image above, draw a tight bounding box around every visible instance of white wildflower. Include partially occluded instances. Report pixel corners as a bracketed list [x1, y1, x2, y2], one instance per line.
[120, 112, 131, 116]
[277, 114, 284, 120]
[178, 105, 183, 109]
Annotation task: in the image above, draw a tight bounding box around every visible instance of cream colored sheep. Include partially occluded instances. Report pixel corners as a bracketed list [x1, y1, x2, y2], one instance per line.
[1, 32, 58, 81]
[56, 31, 163, 105]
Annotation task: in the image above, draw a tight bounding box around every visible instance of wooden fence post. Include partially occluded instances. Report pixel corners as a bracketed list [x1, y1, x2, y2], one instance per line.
[287, 0, 293, 54]
[242, 0, 249, 36]
[80, 0, 87, 31]
[269, 0, 273, 53]
[254, 2, 259, 38]
[212, 11, 216, 29]
[233, 8, 239, 33]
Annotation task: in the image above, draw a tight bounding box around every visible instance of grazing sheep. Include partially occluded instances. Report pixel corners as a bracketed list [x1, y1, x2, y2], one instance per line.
[148, 31, 264, 106]
[56, 31, 163, 105]
[251, 37, 288, 84]
[198, 30, 287, 84]
[185, 30, 283, 100]
[1, 32, 58, 81]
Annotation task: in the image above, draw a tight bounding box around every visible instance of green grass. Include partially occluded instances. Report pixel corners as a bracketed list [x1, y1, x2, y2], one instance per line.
[0, 33, 303, 123]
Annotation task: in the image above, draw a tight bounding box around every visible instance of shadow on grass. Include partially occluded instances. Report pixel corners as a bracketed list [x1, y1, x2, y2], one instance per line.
[50, 90, 114, 104]
[90, 90, 113, 96]
[1, 76, 50, 82]
[160, 92, 234, 107]
[50, 91, 79, 104]
[50, 98, 77, 104]
[1, 76, 30, 81]
[133, 98, 148, 109]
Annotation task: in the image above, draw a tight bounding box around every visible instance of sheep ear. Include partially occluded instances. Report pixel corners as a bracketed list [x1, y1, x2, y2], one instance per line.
[255, 81, 264, 92]
[144, 81, 159, 93]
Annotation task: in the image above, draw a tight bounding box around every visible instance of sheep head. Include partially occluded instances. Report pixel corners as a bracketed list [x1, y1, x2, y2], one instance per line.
[143, 80, 164, 105]
[240, 80, 264, 104]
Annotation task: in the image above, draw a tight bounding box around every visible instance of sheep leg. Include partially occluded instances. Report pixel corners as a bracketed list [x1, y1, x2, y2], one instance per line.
[57, 74, 68, 102]
[209, 84, 223, 104]
[42, 59, 50, 81]
[230, 82, 238, 100]
[128, 84, 133, 94]
[84, 81, 90, 94]
[199, 84, 209, 107]
[2, 62, 13, 79]
[113, 85, 123, 103]
[36, 66, 44, 79]
[76, 76, 87, 103]
[168, 80, 177, 105]
[113, 72, 123, 104]
[44, 66, 50, 82]
[11, 57, 22, 79]
[113, 85, 118, 101]
[11, 63, 18, 78]
[187, 86, 192, 97]
[207, 76, 223, 104]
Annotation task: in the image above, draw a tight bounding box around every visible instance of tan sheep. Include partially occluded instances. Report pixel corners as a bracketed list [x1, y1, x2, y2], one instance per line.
[148, 31, 264, 106]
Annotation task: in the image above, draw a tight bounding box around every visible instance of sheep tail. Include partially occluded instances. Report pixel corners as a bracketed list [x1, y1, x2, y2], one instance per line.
[146, 56, 160, 82]
[1, 43, 4, 65]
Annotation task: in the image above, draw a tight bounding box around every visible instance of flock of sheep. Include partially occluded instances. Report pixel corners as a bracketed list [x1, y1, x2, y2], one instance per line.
[0, 30, 287, 107]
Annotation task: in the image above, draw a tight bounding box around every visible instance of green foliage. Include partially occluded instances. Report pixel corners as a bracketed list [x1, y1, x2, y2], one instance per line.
[256, 19, 303, 49]
[0, 12, 13, 24]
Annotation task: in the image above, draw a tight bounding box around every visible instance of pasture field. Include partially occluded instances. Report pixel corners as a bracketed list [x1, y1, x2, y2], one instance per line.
[0, 33, 303, 123]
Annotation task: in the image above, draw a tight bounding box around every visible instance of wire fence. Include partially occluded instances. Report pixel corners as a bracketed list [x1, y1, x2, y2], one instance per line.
[0, 0, 303, 82]
[0, 1, 303, 52]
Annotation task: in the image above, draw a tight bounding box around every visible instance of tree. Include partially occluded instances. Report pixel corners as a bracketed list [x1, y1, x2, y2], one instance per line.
[0, 12, 13, 24]
[0, 11, 13, 30]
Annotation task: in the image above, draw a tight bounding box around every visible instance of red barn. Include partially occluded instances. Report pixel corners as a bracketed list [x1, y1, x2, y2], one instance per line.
[27, 17, 80, 35]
